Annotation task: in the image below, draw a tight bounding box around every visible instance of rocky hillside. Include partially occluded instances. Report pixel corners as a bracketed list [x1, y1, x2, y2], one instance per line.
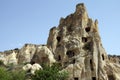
[0, 3, 120, 80]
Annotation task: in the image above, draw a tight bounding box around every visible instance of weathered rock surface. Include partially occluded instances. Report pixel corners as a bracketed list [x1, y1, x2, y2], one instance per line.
[0, 44, 55, 66]
[0, 49, 19, 65]
[0, 3, 120, 80]
[17, 44, 37, 64]
[108, 55, 120, 64]
[31, 45, 56, 66]
[47, 3, 120, 80]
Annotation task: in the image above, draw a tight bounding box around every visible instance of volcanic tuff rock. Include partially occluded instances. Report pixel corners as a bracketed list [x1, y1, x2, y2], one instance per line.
[47, 3, 120, 80]
[0, 44, 56, 66]
[0, 3, 120, 80]
[108, 55, 120, 64]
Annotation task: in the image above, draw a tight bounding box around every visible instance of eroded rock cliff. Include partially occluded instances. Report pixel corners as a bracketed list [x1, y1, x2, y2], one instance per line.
[0, 3, 120, 80]
[47, 3, 120, 80]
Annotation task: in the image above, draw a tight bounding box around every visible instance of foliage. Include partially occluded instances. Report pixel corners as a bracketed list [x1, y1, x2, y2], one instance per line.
[0, 67, 12, 80]
[10, 70, 26, 80]
[32, 63, 68, 80]
[0, 67, 26, 80]
[0, 63, 69, 80]
[0, 60, 4, 66]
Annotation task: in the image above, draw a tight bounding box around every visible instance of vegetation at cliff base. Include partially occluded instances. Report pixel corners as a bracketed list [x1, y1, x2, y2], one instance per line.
[0, 67, 25, 80]
[0, 63, 68, 80]
[32, 63, 69, 80]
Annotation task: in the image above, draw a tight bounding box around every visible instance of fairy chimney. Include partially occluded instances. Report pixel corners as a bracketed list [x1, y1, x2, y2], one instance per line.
[47, 3, 120, 80]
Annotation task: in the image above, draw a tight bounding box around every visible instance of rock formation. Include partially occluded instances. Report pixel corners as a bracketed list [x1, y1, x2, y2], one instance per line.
[47, 3, 120, 80]
[0, 49, 19, 65]
[0, 3, 120, 80]
[108, 55, 120, 64]
[17, 44, 37, 64]
[0, 44, 56, 66]
[31, 45, 56, 66]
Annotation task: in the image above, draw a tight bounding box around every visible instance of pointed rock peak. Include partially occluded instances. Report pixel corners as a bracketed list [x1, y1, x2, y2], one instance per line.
[75, 3, 88, 15]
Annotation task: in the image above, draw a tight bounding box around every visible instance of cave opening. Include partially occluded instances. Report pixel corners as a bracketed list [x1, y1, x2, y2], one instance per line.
[82, 37, 88, 43]
[92, 77, 96, 80]
[85, 27, 91, 32]
[90, 59, 94, 71]
[66, 50, 75, 58]
[58, 55, 61, 61]
[56, 36, 61, 42]
[102, 54, 105, 60]
[74, 77, 79, 80]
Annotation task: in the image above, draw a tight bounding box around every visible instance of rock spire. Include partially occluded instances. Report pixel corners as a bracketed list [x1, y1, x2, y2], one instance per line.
[47, 3, 120, 80]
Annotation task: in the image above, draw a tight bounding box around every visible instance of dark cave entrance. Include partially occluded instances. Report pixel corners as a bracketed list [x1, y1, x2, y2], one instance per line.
[56, 36, 61, 42]
[102, 54, 105, 60]
[74, 77, 79, 80]
[90, 59, 94, 71]
[66, 50, 75, 58]
[92, 77, 96, 80]
[85, 27, 91, 32]
[82, 37, 88, 43]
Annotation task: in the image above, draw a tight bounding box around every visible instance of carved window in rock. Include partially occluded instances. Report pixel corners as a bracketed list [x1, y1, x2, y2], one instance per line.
[82, 37, 88, 43]
[92, 77, 96, 80]
[108, 75, 115, 80]
[56, 36, 61, 42]
[66, 51, 75, 58]
[74, 77, 79, 80]
[73, 59, 76, 64]
[85, 27, 91, 32]
[90, 59, 94, 71]
[102, 54, 105, 60]
[58, 55, 61, 61]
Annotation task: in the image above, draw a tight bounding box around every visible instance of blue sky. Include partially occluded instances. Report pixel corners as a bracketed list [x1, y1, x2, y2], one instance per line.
[0, 0, 120, 55]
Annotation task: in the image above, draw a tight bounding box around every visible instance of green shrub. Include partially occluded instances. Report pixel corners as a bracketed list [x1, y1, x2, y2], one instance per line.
[32, 63, 68, 80]
[10, 70, 26, 80]
[0, 67, 12, 80]
[0, 60, 4, 66]
[0, 67, 26, 80]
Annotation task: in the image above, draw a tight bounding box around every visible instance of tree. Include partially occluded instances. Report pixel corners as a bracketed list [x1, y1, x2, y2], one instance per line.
[32, 63, 68, 80]
[0, 67, 11, 80]
[0, 67, 26, 80]
[10, 70, 26, 80]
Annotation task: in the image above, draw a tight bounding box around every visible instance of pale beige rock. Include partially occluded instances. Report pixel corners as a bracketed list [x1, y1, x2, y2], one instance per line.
[23, 63, 32, 71]
[0, 3, 120, 80]
[47, 3, 120, 80]
[108, 55, 120, 64]
[17, 44, 37, 64]
[23, 63, 42, 74]
[0, 50, 18, 65]
[31, 63, 43, 74]
[5, 51, 18, 65]
[31, 45, 56, 66]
